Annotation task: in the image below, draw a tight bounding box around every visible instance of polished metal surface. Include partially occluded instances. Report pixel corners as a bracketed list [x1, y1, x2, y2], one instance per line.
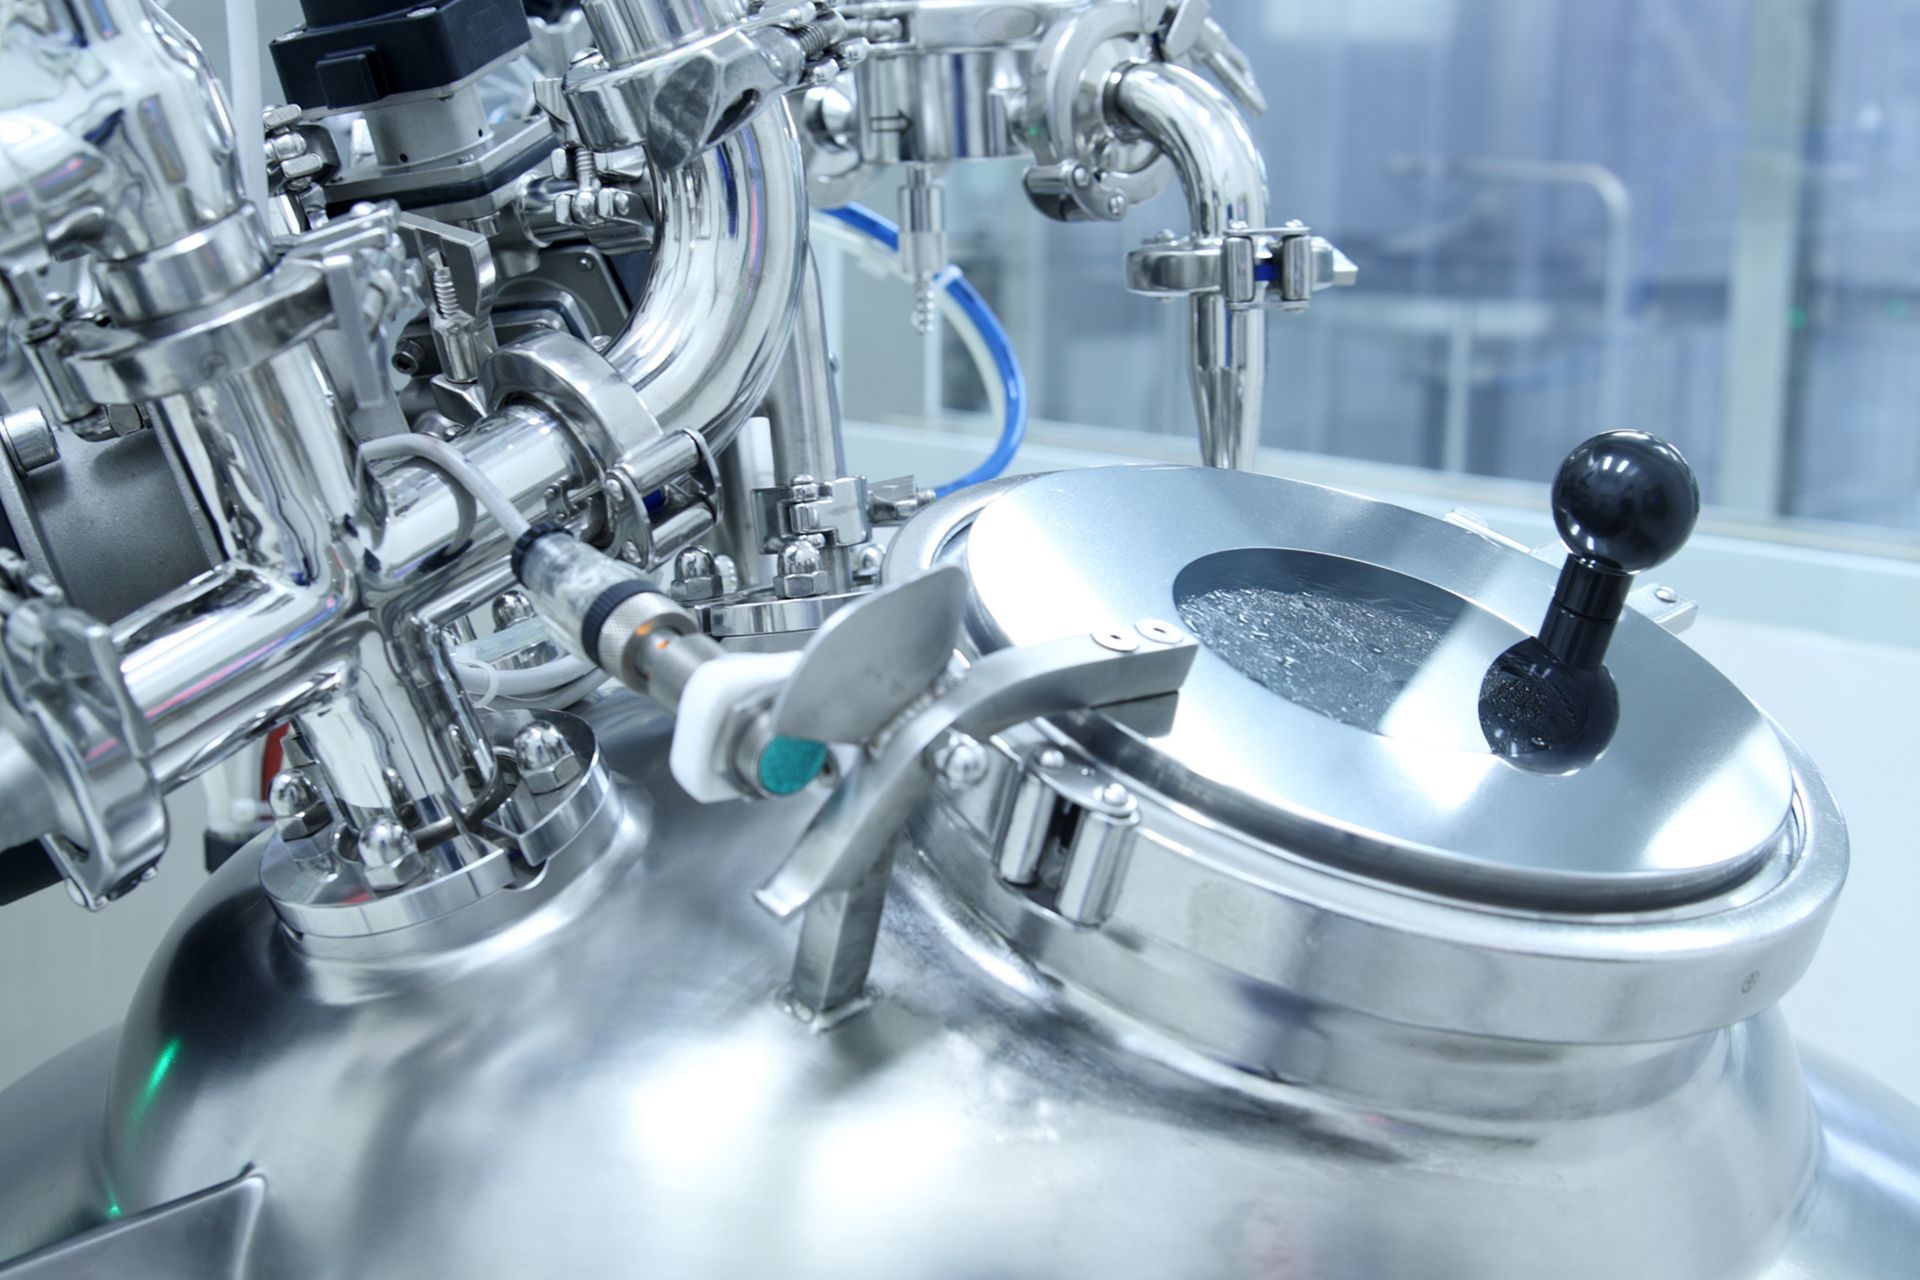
[0, 702, 1909, 1277]
[1111, 63, 1269, 470]
[957, 466, 1794, 908]
[0, 1169, 264, 1280]
[607, 107, 807, 456]
[0, 4, 1913, 1276]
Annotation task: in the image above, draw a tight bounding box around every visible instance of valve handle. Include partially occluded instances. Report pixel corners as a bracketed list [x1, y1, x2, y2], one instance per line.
[1538, 430, 1699, 671]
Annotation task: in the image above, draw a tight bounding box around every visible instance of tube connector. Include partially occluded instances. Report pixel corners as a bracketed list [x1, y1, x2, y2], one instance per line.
[512, 530, 721, 706]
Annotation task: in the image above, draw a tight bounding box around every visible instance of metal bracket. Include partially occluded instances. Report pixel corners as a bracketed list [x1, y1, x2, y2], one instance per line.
[756, 580, 1199, 1023]
[994, 744, 1139, 926]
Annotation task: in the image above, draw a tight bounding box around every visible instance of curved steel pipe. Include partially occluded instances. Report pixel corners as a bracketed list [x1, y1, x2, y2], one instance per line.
[605, 106, 807, 458]
[0, 0, 251, 268]
[1111, 62, 1269, 471]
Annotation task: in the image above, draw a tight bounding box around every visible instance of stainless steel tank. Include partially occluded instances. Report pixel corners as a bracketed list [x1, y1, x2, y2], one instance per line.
[1, 465, 1917, 1278]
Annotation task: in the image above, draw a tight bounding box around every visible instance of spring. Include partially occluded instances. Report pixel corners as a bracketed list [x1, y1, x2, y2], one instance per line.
[429, 254, 460, 319]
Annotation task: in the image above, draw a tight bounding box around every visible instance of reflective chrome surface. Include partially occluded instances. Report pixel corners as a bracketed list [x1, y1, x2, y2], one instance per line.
[608, 107, 807, 454]
[960, 467, 1794, 908]
[1112, 63, 1269, 470]
[0, 700, 1910, 1277]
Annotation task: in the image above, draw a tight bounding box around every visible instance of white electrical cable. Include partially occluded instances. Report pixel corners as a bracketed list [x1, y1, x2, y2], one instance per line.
[452, 655, 602, 707]
[358, 433, 534, 541]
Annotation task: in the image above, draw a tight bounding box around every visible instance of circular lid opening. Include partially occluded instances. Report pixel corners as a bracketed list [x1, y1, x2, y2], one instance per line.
[959, 467, 1796, 910]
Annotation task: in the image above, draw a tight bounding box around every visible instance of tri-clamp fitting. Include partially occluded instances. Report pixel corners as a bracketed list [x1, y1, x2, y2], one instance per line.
[564, 0, 871, 168]
[1126, 221, 1357, 312]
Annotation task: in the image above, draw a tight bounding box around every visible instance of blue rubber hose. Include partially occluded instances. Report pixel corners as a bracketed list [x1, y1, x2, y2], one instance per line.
[821, 204, 1029, 497]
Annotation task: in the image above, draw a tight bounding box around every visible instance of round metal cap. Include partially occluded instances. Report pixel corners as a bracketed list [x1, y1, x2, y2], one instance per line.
[957, 467, 1796, 910]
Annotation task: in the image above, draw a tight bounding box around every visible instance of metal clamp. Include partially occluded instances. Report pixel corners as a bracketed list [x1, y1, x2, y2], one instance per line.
[0, 551, 166, 907]
[756, 474, 873, 548]
[752, 565, 1198, 1023]
[993, 745, 1139, 926]
[1021, 1, 1176, 223]
[565, 2, 870, 169]
[1125, 221, 1358, 311]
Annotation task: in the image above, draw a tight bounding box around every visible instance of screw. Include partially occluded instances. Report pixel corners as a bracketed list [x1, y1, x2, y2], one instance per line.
[392, 338, 426, 376]
[515, 721, 584, 795]
[1071, 165, 1092, 187]
[1097, 783, 1131, 808]
[1106, 193, 1127, 217]
[1036, 748, 1066, 770]
[776, 537, 827, 598]
[1091, 628, 1139, 653]
[428, 252, 460, 320]
[932, 732, 991, 791]
[669, 546, 724, 603]
[1654, 586, 1679, 604]
[357, 816, 423, 891]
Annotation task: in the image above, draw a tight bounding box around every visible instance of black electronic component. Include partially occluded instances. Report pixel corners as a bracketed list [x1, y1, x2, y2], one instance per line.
[271, 0, 532, 111]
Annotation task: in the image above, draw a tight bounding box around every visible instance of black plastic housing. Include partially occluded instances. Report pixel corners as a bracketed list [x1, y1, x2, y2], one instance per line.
[271, 0, 532, 111]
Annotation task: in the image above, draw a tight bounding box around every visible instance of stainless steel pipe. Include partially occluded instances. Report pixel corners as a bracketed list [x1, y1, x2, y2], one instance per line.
[0, 0, 251, 265]
[1112, 62, 1269, 471]
[606, 107, 808, 458]
[762, 254, 845, 486]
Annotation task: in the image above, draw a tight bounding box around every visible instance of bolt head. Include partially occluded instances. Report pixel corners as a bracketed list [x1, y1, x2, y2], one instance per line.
[1106, 193, 1127, 217]
[515, 721, 584, 794]
[934, 733, 991, 791]
[491, 589, 537, 629]
[358, 817, 423, 891]
[269, 771, 329, 839]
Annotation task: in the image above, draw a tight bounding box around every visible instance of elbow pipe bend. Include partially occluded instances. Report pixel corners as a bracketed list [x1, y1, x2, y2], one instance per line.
[606, 105, 809, 461]
[1111, 62, 1269, 472]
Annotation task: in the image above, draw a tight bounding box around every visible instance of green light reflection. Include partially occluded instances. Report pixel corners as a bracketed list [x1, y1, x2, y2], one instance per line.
[130, 1036, 182, 1126]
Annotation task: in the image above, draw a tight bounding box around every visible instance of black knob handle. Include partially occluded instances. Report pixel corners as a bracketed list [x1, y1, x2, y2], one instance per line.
[1539, 430, 1699, 671]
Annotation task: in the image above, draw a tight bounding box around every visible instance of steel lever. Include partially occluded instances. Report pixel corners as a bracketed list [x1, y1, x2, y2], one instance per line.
[758, 624, 1198, 1023]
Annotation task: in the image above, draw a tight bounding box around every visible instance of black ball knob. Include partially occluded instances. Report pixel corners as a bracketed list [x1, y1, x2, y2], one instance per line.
[1538, 431, 1699, 671]
[1551, 431, 1700, 574]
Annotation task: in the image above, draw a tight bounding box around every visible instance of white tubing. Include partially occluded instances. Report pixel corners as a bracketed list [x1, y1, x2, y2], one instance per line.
[453, 655, 600, 706]
[359, 433, 534, 541]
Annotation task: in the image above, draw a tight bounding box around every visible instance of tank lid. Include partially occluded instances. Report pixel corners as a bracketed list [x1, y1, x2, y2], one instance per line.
[958, 467, 1795, 910]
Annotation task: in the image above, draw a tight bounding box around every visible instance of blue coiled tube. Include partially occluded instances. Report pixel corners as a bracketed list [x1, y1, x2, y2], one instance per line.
[820, 204, 1029, 497]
